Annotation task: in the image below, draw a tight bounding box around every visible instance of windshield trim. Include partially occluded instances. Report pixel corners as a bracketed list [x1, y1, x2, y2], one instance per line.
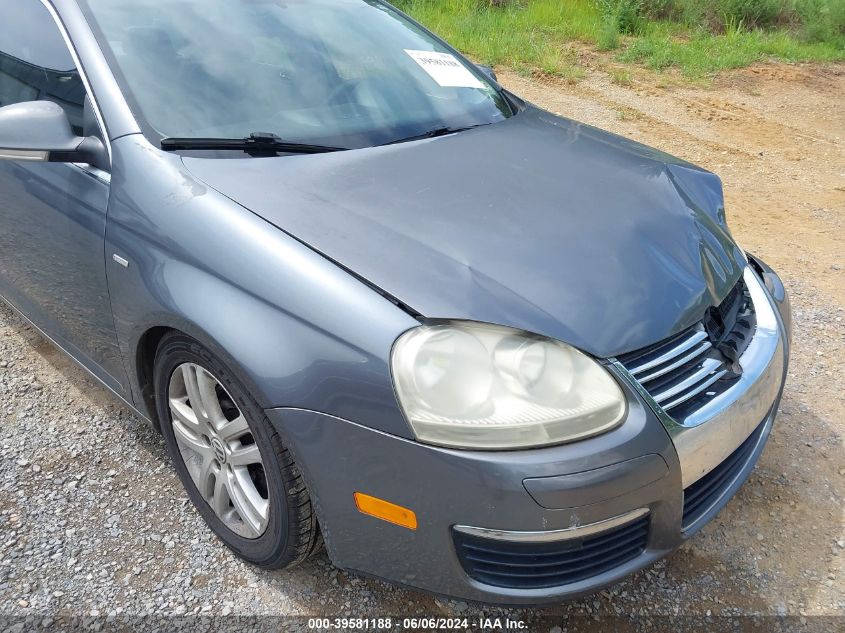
[75, 0, 515, 152]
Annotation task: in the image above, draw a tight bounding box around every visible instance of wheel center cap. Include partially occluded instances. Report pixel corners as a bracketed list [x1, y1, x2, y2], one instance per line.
[211, 437, 227, 463]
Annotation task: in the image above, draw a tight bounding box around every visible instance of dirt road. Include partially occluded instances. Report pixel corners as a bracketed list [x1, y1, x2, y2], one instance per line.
[1, 62, 843, 630]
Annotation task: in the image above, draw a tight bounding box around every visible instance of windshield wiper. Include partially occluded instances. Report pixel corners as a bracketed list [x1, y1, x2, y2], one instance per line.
[161, 132, 348, 155]
[383, 123, 489, 146]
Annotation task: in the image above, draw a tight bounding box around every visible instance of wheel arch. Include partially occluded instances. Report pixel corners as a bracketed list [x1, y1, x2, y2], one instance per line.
[131, 317, 270, 433]
[136, 325, 172, 430]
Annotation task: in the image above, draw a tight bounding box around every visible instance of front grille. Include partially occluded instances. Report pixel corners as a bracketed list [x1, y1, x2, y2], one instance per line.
[682, 420, 765, 529]
[618, 276, 756, 419]
[453, 515, 649, 589]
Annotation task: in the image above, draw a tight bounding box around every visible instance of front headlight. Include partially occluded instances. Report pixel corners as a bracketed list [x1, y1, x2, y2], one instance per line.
[391, 322, 626, 450]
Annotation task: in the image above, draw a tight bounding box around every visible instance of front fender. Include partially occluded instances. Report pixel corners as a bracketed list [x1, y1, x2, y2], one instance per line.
[105, 135, 417, 438]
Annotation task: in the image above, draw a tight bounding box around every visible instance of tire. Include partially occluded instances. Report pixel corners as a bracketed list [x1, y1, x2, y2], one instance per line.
[153, 332, 320, 569]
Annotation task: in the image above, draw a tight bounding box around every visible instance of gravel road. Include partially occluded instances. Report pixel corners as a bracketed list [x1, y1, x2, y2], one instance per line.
[1, 62, 843, 632]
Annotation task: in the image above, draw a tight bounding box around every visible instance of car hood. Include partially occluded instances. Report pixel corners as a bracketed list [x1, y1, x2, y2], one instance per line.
[183, 106, 745, 358]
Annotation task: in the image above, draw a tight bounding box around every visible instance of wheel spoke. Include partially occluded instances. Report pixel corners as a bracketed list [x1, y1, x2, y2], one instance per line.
[211, 471, 231, 518]
[197, 369, 227, 428]
[227, 468, 269, 536]
[228, 443, 261, 467]
[169, 397, 201, 430]
[218, 414, 249, 442]
[196, 456, 218, 499]
[181, 364, 209, 423]
[172, 418, 212, 459]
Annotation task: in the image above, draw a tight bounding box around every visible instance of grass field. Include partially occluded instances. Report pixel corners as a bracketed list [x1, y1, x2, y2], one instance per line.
[393, 0, 845, 78]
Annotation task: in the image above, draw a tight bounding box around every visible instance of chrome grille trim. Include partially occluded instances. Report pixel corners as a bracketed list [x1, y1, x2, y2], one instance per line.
[636, 338, 711, 382]
[621, 331, 727, 416]
[617, 273, 756, 417]
[659, 369, 727, 411]
[454, 507, 649, 543]
[651, 358, 725, 406]
[628, 329, 708, 378]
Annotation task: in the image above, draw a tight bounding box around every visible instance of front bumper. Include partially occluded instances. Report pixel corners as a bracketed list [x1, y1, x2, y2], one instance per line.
[266, 260, 791, 605]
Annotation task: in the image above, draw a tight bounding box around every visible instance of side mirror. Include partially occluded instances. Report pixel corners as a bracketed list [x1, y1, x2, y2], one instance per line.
[476, 64, 498, 84]
[0, 101, 108, 171]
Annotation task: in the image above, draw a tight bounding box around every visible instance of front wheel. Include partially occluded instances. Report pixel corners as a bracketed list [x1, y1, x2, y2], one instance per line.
[154, 333, 320, 568]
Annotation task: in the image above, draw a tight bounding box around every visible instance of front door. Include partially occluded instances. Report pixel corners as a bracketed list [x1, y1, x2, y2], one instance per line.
[0, 0, 126, 392]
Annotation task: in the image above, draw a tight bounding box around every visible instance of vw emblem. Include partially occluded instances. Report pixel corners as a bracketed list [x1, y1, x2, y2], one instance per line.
[211, 437, 227, 463]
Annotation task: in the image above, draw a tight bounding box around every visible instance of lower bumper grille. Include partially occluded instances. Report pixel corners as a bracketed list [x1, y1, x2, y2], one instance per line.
[453, 515, 649, 589]
[682, 420, 766, 529]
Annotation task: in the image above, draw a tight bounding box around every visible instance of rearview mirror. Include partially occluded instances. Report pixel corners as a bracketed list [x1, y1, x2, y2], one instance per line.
[476, 64, 498, 84]
[0, 101, 107, 170]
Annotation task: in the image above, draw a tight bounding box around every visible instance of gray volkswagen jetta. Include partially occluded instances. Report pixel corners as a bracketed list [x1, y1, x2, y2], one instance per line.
[0, 0, 791, 605]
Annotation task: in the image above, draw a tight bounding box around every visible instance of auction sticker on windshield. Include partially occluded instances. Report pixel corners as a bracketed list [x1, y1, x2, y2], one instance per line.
[404, 50, 485, 88]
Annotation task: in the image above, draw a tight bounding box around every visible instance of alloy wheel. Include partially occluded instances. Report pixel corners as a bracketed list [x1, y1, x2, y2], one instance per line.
[168, 362, 269, 538]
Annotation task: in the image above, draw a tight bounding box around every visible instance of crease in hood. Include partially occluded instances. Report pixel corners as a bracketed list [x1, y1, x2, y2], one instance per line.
[183, 106, 745, 358]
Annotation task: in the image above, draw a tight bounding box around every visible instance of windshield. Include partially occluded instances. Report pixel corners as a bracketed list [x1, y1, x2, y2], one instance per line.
[79, 0, 513, 149]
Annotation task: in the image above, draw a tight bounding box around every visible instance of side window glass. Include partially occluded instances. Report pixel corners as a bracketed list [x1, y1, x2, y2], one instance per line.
[0, 0, 86, 135]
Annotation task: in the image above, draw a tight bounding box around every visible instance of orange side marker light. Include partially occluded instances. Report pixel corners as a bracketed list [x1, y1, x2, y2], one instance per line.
[353, 492, 418, 530]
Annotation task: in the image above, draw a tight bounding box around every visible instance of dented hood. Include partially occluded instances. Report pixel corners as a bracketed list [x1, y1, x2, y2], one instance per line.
[183, 106, 745, 358]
